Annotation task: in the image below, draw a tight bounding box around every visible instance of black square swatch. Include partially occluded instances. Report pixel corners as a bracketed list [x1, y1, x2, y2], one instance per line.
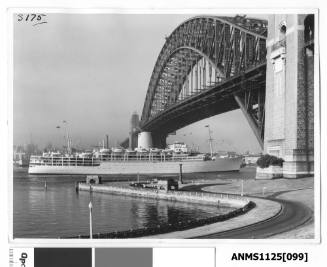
[35, 248, 92, 267]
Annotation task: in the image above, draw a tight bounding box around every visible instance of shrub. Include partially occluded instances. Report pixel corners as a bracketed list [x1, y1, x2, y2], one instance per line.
[256, 154, 284, 168]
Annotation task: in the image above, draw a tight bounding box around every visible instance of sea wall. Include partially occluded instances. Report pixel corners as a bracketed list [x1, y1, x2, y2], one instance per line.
[78, 183, 249, 208]
[64, 183, 255, 239]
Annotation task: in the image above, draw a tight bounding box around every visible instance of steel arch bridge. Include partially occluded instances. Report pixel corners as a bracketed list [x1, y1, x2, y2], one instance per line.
[140, 16, 267, 148]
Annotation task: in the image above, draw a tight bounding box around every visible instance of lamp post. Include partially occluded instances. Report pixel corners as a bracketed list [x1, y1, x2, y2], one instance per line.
[88, 201, 93, 239]
[56, 125, 61, 151]
[241, 179, 244, 196]
[205, 125, 213, 158]
[63, 120, 71, 154]
[179, 163, 183, 184]
[262, 187, 267, 197]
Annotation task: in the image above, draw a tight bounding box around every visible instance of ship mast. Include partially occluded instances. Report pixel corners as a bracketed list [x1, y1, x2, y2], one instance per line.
[63, 120, 72, 154]
[205, 125, 213, 158]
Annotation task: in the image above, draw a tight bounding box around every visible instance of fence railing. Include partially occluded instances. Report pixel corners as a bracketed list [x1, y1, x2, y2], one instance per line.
[29, 153, 210, 166]
[29, 156, 101, 167]
[78, 183, 250, 205]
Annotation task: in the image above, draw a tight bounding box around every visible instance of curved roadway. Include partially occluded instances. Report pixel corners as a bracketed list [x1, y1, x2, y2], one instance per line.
[182, 184, 313, 239]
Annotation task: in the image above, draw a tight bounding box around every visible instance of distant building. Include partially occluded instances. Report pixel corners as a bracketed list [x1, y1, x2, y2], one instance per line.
[13, 143, 39, 167]
[13, 151, 29, 167]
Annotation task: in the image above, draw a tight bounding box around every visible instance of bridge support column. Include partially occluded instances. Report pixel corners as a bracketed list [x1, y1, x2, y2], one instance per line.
[234, 95, 264, 149]
[137, 131, 167, 149]
[138, 132, 153, 150]
[152, 132, 167, 149]
[264, 15, 314, 178]
[129, 112, 140, 150]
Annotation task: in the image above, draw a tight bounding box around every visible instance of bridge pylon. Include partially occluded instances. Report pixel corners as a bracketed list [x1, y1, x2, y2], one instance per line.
[264, 14, 314, 178]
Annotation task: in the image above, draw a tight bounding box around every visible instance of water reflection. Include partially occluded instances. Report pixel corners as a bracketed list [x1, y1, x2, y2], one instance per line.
[13, 168, 237, 238]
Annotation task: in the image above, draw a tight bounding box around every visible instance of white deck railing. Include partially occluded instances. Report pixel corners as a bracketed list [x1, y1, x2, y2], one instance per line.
[29, 153, 208, 166]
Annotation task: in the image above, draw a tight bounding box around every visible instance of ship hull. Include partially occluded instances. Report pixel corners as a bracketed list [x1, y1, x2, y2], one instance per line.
[28, 157, 242, 175]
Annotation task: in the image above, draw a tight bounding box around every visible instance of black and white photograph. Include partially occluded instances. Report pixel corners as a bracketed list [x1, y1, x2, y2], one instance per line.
[10, 11, 318, 240]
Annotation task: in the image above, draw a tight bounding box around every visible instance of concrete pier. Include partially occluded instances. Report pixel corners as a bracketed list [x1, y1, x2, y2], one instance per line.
[64, 183, 254, 239]
[78, 183, 249, 208]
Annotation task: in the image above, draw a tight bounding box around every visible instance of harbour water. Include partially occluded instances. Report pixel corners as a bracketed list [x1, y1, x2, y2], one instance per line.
[13, 167, 255, 238]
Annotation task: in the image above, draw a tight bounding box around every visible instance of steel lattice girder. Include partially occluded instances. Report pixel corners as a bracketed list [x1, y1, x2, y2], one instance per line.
[140, 15, 267, 145]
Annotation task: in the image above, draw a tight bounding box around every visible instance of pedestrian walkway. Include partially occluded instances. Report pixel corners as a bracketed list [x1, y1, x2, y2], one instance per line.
[144, 194, 281, 238]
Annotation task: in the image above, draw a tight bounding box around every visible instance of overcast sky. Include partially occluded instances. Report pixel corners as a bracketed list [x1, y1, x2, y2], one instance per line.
[13, 13, 263, 153]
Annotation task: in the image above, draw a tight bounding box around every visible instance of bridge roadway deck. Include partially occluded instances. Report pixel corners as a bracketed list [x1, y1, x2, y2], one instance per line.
[141, 63, 266, 135]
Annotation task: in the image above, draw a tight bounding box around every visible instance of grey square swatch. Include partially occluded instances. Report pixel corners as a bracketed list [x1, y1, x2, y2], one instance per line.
[95, 248, 152, 267]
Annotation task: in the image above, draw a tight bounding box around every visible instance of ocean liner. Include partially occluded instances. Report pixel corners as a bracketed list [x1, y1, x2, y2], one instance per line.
[28, 142, 242, 175]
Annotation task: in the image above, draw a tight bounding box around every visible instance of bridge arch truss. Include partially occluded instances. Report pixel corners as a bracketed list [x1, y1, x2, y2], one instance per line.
[141, 16, 267, 148]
